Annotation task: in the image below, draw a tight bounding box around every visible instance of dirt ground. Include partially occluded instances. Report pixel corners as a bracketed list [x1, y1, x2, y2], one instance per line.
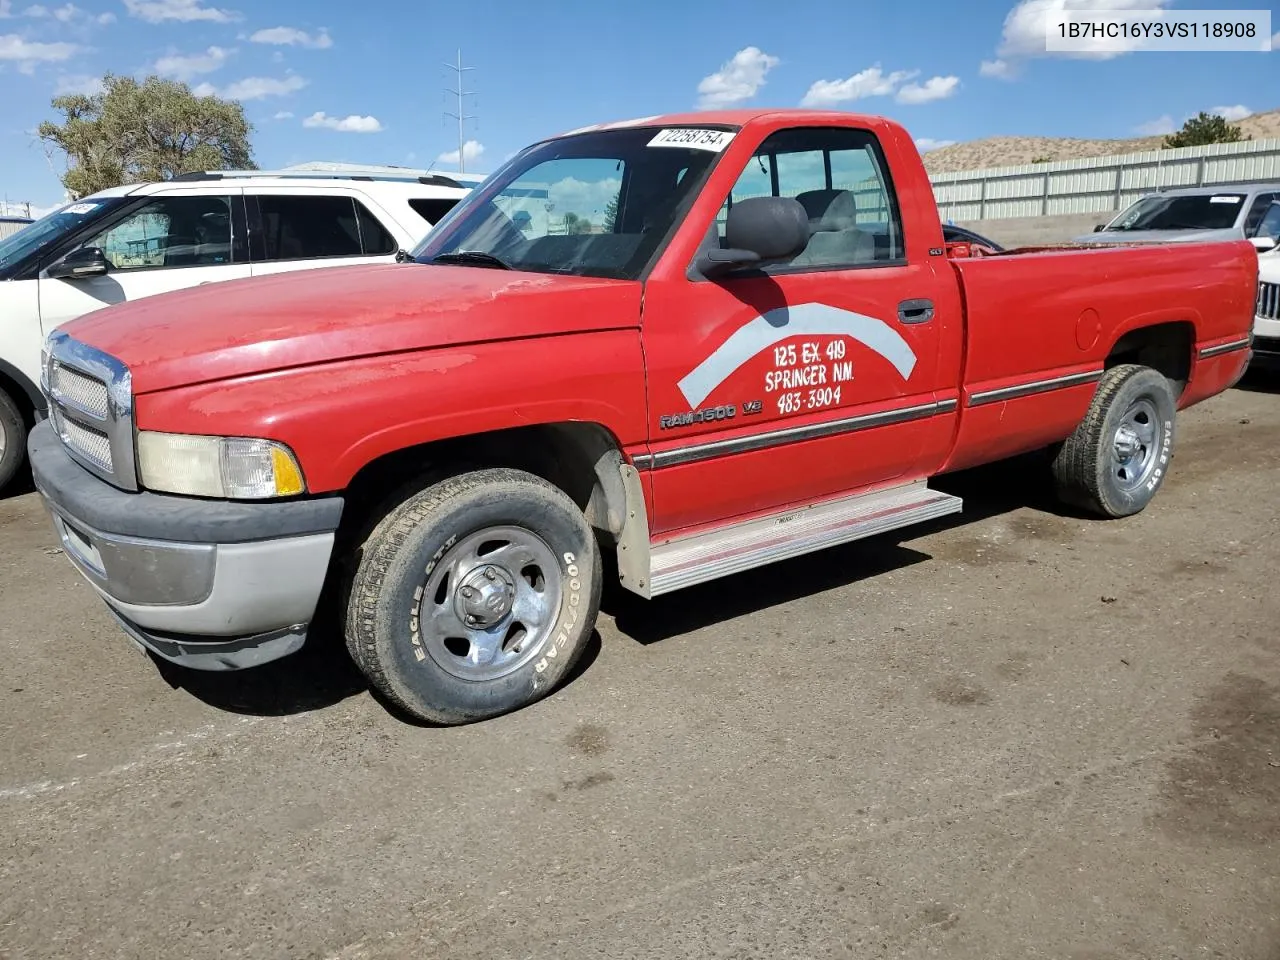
[2, 378, 1279, 960]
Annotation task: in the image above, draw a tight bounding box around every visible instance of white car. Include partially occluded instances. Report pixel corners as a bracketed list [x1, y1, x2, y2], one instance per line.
[0, 169, 476, 492]
[1251, 199, 1280, 367]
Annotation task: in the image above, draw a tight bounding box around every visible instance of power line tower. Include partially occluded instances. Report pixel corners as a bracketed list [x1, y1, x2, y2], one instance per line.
[443, 50, 477, 174]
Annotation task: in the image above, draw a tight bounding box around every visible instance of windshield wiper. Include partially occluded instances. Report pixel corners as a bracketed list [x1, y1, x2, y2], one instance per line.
[430, 250, 511, 270]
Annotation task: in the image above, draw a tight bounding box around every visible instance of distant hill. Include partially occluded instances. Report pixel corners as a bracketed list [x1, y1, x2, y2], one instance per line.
[922, 108, 1280, 175]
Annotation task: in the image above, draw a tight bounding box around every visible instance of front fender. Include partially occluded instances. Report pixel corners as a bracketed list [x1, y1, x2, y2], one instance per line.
[134, 331, 650, 493]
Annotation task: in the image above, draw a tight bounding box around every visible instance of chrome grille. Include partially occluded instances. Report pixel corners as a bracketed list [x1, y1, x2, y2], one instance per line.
[53, 408, 114, 472]
[1259, 281, 1280, 321]
[49, 361, 110, 419]
[42, 331, 137, 491]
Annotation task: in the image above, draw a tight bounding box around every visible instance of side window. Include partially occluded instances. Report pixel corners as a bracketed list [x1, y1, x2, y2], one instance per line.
[256, 195, 364, 261]
[354, 201, 397, 254]
[1257, 202, 1280, 242]
[408, 197, 462, 226]
[87, 195, 233, 271]
[1245, 193, 1279, 237]
[717, 127, 905, 269]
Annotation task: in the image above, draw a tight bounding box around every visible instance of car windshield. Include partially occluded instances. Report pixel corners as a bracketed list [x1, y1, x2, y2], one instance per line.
[0, 197, 126, 272]
[412, 125, 734, 280]
[1104, 193, 1246, 232]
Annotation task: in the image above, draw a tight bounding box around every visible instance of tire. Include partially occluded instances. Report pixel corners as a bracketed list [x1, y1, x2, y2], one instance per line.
[345, 467, 603, 725]
[1051, 364, 1177, 518]
[0, 388, 28, 495]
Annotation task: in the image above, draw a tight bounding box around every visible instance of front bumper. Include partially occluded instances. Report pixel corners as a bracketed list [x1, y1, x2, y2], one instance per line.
[28, 420, 344, 671]
[1250, 315, 1280, 366]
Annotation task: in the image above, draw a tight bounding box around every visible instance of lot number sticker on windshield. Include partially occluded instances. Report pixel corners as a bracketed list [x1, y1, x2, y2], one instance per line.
[648, 128, 736, 152]
[64, 202, 99, 215]
[1210, 196, 1243, 204]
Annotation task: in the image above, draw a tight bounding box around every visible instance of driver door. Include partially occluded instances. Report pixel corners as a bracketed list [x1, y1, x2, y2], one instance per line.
[38, 191, 250, 334]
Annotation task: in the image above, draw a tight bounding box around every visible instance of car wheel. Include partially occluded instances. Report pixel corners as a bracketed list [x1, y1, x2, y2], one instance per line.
[1052, 364, 1177, 518]
[0, 388, 28, 495]
[345, 467, 602, 725]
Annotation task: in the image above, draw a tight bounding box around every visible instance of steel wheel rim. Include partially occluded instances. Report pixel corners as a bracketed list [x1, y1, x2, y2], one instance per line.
[0, 416, 6, 461]
[1111, 397, 1161, 493]
[415, 525, 563, 682]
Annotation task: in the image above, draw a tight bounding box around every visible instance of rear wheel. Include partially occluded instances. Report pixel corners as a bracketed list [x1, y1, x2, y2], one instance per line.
[1052, 364, 1177, 518]
[345, 468, 602, 725]
[0, 388, 28, 495]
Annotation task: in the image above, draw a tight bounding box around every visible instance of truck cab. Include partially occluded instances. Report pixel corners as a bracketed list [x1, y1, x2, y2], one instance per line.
[28, 110, 1257, 725]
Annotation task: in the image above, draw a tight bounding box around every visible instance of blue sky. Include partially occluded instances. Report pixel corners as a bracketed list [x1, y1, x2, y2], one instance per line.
[1, 0, 1276, 215]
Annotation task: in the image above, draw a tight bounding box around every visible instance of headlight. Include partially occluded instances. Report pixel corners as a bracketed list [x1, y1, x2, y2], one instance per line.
[137, 432, 307, 499]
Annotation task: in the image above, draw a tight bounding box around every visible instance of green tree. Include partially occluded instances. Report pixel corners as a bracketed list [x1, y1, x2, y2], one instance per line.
[38, 74, 255, 199]
[1163, 112, 1248, 149]
[560, 211, 594, 235]
[602, 194, 619, 231]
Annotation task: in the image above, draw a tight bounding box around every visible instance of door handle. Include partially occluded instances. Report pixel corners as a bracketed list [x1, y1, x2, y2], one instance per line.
[898, 298, 935, 324]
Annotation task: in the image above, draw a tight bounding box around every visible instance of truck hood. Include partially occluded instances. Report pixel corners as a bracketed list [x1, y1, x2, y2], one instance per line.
[1072, 227, 1244, 245]
[63, 263, 641, 395]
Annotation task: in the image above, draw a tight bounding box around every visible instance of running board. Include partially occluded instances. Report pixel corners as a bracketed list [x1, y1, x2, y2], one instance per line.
[644, 481, 963, 597]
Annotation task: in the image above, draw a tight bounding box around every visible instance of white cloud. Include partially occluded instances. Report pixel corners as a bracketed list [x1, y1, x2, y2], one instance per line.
[979, 58, 1012, 78]
[123, 0, 235, 23]
[984, 0, 1175, 77]
[800, 66, 916, 107]
[1134, 115, 1175, 136]
[153, 45, 232, 80]
[53, 72, 102, 95]
[1209, 104, 1250, 122]
[23, 2, 108, 23]
[0, 33, 77, 66]
[1, 199, 62, 218]
[696, 46, 779, 109]
[302, 111, 381, 133]
[249, 26, 331, 49]
[194, 74, 306, 100]
[437, 139, 484, 164]
[915, 137, 957, 152]
[1273, 30, 1279, 48]
[896, 75, 959, 105]
[272, 110, 292, 120]
[547, 176, 621, 219]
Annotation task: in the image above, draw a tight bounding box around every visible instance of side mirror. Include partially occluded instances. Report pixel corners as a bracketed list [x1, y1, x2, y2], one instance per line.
[696, 196, 810, 278]
[48, 246, 109, 280]
[1093, 223, 1107, 232]
[1250, 236, 1278, 253]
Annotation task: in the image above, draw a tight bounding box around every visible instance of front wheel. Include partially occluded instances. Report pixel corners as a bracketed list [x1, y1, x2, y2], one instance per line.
[0, 388, 28, 495]
[1051, 364, 1177, 518]
[345, 468, 603, 725]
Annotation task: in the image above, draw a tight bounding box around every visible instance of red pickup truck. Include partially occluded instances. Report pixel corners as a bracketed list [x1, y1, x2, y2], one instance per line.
[30, 109, 1256, 724]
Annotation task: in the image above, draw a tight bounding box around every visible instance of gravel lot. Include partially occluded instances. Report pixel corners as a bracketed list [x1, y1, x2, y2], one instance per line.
[2, 380, 1279, 960]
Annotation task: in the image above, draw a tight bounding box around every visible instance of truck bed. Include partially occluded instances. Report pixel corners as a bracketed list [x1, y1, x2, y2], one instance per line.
[935, 239, 1258, 474]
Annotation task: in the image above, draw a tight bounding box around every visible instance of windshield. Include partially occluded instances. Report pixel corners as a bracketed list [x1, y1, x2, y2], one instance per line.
[1104, 193, 1246, 232]
[0, 197, 127, 273]
[412, 125, 734, 280]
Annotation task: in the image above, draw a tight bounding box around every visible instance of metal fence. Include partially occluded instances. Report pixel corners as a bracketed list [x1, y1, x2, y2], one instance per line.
[0, 217, 30, 240]
[930, 138, 1280, 222]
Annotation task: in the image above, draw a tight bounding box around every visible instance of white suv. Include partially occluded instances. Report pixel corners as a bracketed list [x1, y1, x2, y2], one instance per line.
[0, 169, 476, 492]
[1250, 199, 1280, 368]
